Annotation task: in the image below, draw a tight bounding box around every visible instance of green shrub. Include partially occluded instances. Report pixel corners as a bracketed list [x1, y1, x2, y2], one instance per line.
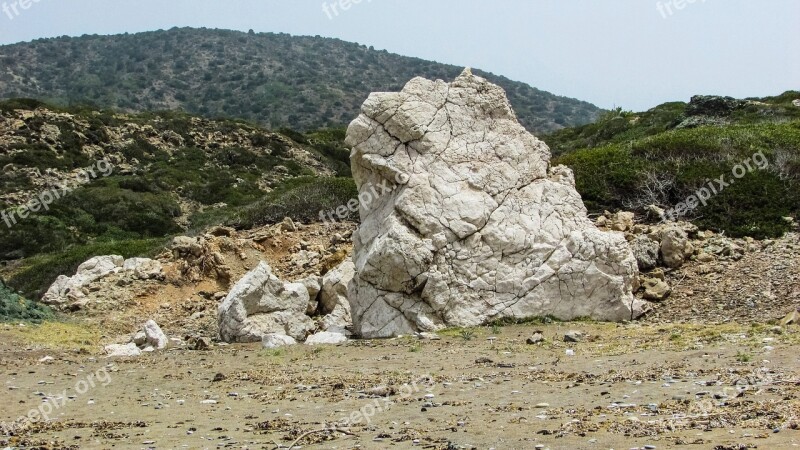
[553, 121, 800, 238]
[0, 98, 49, 113]
[0, 280, 54, 323]
[232, 177, 358, 228]
[555, 146, 645, 211]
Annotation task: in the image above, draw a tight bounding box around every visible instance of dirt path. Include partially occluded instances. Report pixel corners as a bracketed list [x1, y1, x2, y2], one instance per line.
[2, 323, 799, 449]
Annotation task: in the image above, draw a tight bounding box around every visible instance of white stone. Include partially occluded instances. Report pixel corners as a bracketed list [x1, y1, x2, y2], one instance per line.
[345, 70, 643, 338]
[305, 331, 348, 345]
[262, 333, 297, 349]
[105, 343, 142, 357]
[218, 262, 314, 342]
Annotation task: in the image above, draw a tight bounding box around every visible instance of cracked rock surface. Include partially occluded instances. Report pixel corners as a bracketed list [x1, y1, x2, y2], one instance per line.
[345, 69, 644, 338]
[217, 261, 314, 342]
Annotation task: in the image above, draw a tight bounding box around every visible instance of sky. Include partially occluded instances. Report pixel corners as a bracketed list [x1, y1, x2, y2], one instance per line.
[0, 0, 797, 111]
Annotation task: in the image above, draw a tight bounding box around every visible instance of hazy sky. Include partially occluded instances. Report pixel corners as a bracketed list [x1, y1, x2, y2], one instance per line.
[0, 0, 797, 111]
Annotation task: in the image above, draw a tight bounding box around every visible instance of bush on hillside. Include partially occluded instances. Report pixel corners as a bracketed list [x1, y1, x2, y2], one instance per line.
[232, 177, 358, 229]
[0, 280, 54, 323]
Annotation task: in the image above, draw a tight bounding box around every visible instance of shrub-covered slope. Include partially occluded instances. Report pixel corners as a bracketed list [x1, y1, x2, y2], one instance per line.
[0, 28, 602, 134]
[543, 93, 800, 238]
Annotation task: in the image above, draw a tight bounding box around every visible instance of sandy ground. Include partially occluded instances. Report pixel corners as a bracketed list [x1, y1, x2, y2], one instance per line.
[2, 323, 799, 450]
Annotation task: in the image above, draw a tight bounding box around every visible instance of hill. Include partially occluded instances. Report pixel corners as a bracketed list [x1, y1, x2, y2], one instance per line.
[0, 99, 361, 297]
[0, 28, 602, 134]
[543, 92, 800, 238]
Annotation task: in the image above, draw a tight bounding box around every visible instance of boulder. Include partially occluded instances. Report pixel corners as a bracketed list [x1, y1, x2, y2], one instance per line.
[143, 320, 168, 350]
[685, 95, 746, 117]
[172, 236, 203, 257]
[262, 333, 298, 349]
[657, 226, 694, 268]
[793, 99, 800, 108]
[630, 235, 660, 271]
[217, 262, 314, 342]
[42, 255, 124, 306]
[318, 260, 355, 332]
[345, 70, 643, 338]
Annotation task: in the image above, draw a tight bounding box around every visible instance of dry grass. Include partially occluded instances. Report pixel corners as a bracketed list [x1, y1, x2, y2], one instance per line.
[0, 320, 102, 352]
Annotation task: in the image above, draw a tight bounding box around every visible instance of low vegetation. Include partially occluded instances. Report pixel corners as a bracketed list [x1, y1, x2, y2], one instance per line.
[0, 280, 53, 323]
[545, 92, 800, 238]
[0, 28, 601, 133]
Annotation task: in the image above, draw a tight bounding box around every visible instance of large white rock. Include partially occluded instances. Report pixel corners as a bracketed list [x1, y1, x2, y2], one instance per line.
[42, 255, 124, 306]
[318, 260, 355, 332]
[218, 262, 314, 342]
[345, 70, 644, 338]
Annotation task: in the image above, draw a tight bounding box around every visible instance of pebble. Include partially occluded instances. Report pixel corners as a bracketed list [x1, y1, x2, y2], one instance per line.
[535, 402, 550, 408]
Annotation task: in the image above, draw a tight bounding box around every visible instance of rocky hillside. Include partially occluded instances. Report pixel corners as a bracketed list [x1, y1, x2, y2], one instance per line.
[0, 99, 362, 298]
[0, 28, 602, 134]
[544, 92, 800, 238]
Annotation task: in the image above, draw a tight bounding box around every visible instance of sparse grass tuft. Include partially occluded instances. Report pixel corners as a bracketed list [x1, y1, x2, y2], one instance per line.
[459, 329, 476, 341]
[262, 348, 287, 358]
